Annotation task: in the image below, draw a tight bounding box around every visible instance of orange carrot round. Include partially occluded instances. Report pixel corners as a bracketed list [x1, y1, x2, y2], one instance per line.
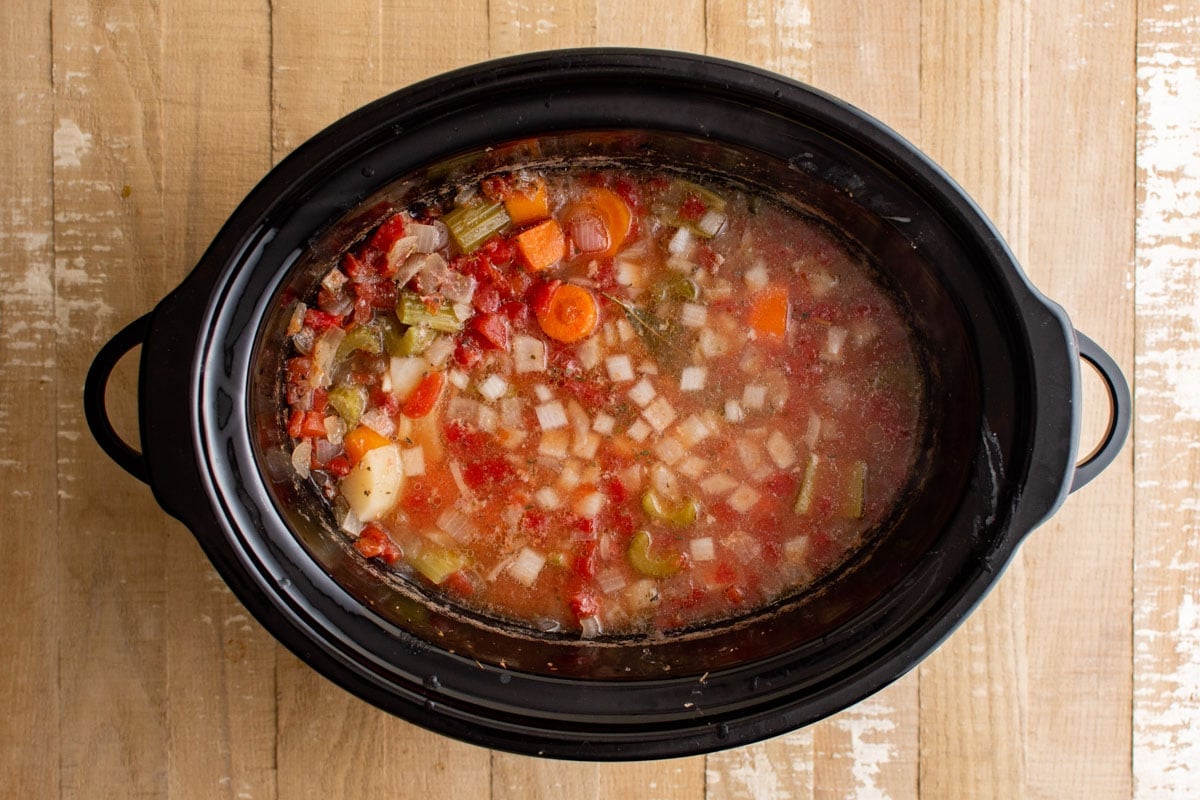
[565, 187, 632, 259]
[536, 283, 599, 343]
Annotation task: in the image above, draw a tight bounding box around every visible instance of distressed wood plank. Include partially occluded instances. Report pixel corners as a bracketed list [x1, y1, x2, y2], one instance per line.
[157, 2, 278, 799]
[1022, 1, 1135, 796]
[271, 4, 494, 797]
[1133, 1, 1200, 797]
[51, 1, 172, 798]
[915, 4, 1032, 798]
[0, 1, 59, 797]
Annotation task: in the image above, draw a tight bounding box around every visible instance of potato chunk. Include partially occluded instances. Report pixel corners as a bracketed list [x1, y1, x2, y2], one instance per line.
[341, 444, 404, 522]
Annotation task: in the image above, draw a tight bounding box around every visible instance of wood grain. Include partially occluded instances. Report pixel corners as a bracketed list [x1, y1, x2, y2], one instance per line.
[1, 1, 1187, 797]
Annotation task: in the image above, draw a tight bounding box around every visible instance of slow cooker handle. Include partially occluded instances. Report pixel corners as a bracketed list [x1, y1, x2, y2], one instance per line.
[1070, 330, 1131, 493]
[84, 313, 151, 484]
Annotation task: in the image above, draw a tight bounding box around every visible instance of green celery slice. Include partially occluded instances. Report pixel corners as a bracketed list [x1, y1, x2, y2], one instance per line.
[628, 530, 686, 578]
[442, 200, 511, 253]
[396, 291, 464, 333]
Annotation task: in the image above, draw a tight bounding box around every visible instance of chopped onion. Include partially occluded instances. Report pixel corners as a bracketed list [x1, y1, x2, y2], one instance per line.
[675, 414, 712, 447]
[649, 463, 679, 499]
[736, 437, 765, 474]
[699, 474, 738, 495]
[423, 336, 455, 368]
[689, 537, 716, 562]
[566, 399, 591, 446]
[571, 431, 601, 460]
[533, 384, 554, 403]
[642, 396, 677, 433]
[625, 579, 659, 610]
[407, 223, 446, 254]
[557, 461, 582, 492]
[667, 226, 694, 256]
[323, 415, 346, 445]
[507, 547, 546, 587]
[360, 407, 395, 438]
[637, 361, 659, 375]
[619, 463, 644, 492]
[766, 430, 797, 470]
[311, 327, 347, 388]
[286, 302, 307, 336]
[616, 318, 636, 342]
[679, 366, 706, 392]
[568, 209, 609, 253]
[728, 484, 762, 514]
[447, 369, 469, 390]
[534, 486, 562, 511]
[598, 569, 627, 594]
[401, 444, 426, 476]
[436, 507, 477, 542]
[605, 354, 636, 383]
[339, 507, 364, 537]
[724, 399, 745, 423]
[313, 437, 342, 466]
[573, 491, 606, 518]
[535, 400, 568, 430]
[626, 419, 652, 443]
[653, 436, 686, 466]
[628, 377, 656, 407]
[698, 328, 729, 358]
[577, 337, 602, 370]
[615, 258, 644, 288]
[389, 356, 430, 400]
[291, 325, 316, 355]
[513, 331, 547, 371]
[385, 235, 420, 274]
[579, 615, 603, 639]
[500, 397, 525, 428]
[743, 260, 769, 292]
[823, 326, 849, 361]
[742, 384, 766, 410]
[537, 430, 570, 459]
[477, 374, 509, 402]
[290, 440, 312, 480]
[448, 460, 473, 499]
[679, 302, 708, 328]
[592, 412, 616, 436]
[806, 271, 838, 298]
[678, 455, 707, 479]
[696, 208, 727, 237]
[784, 536, 811, 563]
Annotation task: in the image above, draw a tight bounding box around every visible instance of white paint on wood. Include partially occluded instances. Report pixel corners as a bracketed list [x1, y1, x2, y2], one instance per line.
[52, 119, 91, 168]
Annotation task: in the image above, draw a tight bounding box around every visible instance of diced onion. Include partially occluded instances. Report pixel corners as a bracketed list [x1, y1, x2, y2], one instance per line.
[598, 570, 627, 594]
[500, 397, 524, 428]
[339, 507, 363, 537]
[696, 208, 727, 237]
[766, 430, 798, 470]
[698, 328, 729, 358]
[407, 222, 446, 253]
[401, 444, 426, 476]
[823, 326, 849, 360]
[689, 537, 716, 562]
[513, 334, 547, 373]
[448, 460, 473, 499]
[286, 302, 307, 336]
[478, 374, 509, 402]
[628, 378, 657, 407]
[557, 462, 582, 492]
[423, 336, 455, 368]
[653, 437, 686, 466]
[538, 430, 570, 459]
[360, 407, 395, 438]
[447, 370, 469, 390]
[679, 366, 706, 392]
[568, 210, 610, 253]
[806, 271, 838, 298]
[616, 318, 636, 342]
[667, 226, 694, 256]
[390, 356, 431, 400]
[743, 260, 769, 292]
[577, 337, 602, 370]
[313, 437, 342, 466]
[592, 412, 616, 436]
[615, 258, 645, 288]
[679, 302, 708, 328]
[724, 399, 745, 423]
[574, 491, 606, 518]
[311, 327, 347, 388]
[385, 236, 420, 274]
[571, 432, 601, 460]
[675, 414, 712, 447]
[626, 419, 652, 443]
[291, 440, 312, 480]
[642, 397, 677, 433]
[742, 384, 766, 410]
[784, 536, 811, 563]
[605, 354, 636, 383]
[699, 474, 738, 495]
[678, 456, 707, 479]
[534, 486, 563, 510]
[533, 384, 554, 403]
[436, 507, 477, 542]
[805, 412, 822, 449]
[535, 400, 568, 430]
[507, 547, 546, 587]
[579, 615, 603, 639]
[728, 484, 762, 514]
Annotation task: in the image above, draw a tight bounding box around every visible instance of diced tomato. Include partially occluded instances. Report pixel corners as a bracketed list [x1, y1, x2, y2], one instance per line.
[568, 587, 599, 621]
[480, 175, 512, 202]
[453, 337, 483, 368]
[469, 312, 510, 352]
[473, 283, 502, 314]
[602, 476, 628, 504]
[571, 540, 598, 580]
[400, 477, 443, 515]
[354, 523, 401, 565]
[462, 457, 514, 490]
[288, 409, 326, 439]
[608, 509, 636, 538]
[572, 516, 597, 536]
[310, 388, 328, 414]
[679, 193, 707, 221]
[368, 214, 407, 253]
[326, 455, 352, 478]
[528, 279, 561, 319]
[443, 569, 476, 597]
[724, 585, 748, 604]
[764, 472, 794, 499]
[354, 278, 397, 310]
[499, 300, 528, 324]
[401, 371, 445, 419]
[611, 176, 642, 212]
[521, 508, 551, 535]
[285, 356, 313, 384]
[369, 387, 402, 417]
[481, 235, 514, 265]
[341, 251, 369, 281]
[303, 308, 343, 330]
[695, 243, 723, 270]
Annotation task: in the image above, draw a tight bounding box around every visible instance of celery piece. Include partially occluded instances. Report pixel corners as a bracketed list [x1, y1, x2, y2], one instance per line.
[641, 489, 699, 527]
[843, 460, 867, 519]
[409, 545, 465, 585]
[335, 324, 383, 361]
[628, 530, 686, 578]
[442, 200, 511, 253]
[793, 453, 820, 515]
[397, 324, 437, 356]
[327, 384, 368, 427]
[396, 291, 464, 333]
[376, 315, 408, 357]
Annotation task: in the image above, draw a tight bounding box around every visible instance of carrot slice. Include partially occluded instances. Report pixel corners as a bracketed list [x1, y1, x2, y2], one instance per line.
[536, 283, 599, 343]
[514, 218, 566, 272]
[747, 285, 790, 338]
[343, 424, 392, 466]
[503, 177, 550, 226]
[565, 187, 632, 258]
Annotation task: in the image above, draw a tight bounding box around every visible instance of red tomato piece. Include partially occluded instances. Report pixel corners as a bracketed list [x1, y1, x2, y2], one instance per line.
[355, 523, 402, 564]
[679, 193, 707, 221]
[303, 308, 344, 330]
[368, 214, 407, 253]
[453, 337, 483, 369]
[528, 279, 561, 319]
[299, 410, 327, 438]
[402, 371, 445, 419]
[571, 540, 598, 580]
[463, 457, 514, 490]
[473, 283, 502, 314]
[469, 312, 511, 352]
[443, 570, 476, 597]
[568, 588, 599, 621]
[286, 409, 305, 439]
[326, 455, 352, 478]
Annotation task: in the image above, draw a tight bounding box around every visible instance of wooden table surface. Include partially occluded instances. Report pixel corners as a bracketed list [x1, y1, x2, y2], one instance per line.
[3, 1, 1196, 797]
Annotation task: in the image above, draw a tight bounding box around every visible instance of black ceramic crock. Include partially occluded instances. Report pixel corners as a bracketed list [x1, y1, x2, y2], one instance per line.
[84, 49, 1130, 760]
